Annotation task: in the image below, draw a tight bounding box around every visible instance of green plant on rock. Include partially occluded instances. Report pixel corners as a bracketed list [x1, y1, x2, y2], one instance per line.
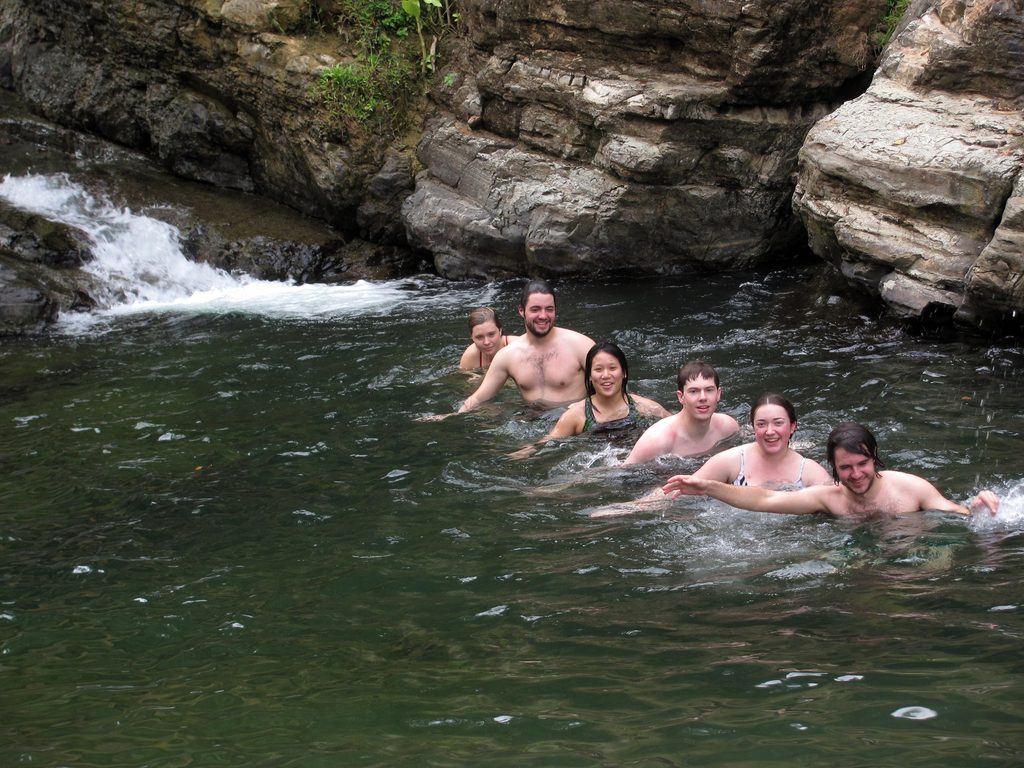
[311, 0, 460, 132]
[400, 0, 461, 73]
[313, 54, 414, 134]
[873, 0, 911, 50]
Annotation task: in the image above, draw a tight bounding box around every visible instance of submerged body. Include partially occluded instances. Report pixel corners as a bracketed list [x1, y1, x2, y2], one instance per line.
[664, 422, 1000, 519]
[624, 360, 740, 464]
[511, 343, 670, 458]
[459, 307, 518, 371]
[691, 394, 831, 489]
[460, 281, 595, 411]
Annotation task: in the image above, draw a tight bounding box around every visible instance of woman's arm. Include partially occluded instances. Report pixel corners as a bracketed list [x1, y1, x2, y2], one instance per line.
[662, 475, 830, 515]
[508, 402, 584, 459]
[690, 447, 741, 484]
[632, 394, 671, 420]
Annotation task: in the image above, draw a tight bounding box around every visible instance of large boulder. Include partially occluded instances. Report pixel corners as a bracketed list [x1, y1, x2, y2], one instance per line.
[793, 0, 1024, 332]
[403, 0, 888, 277]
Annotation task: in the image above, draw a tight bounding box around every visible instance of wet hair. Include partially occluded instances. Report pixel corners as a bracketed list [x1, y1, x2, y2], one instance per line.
[467, 307, 502, 335]
[585, 341, 630, 399]
[750, 393, 797, 424]
[826, 421, 885, 482]
[520, 278, 556, 309]
[677, 359, 720, 390]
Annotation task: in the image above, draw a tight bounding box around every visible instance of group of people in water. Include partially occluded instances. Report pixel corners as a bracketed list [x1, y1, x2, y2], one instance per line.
[446, 278, 1000, 519]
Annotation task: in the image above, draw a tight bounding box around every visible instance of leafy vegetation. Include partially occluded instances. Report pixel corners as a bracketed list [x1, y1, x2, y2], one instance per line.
[309, 0, 460, 134]
[873, 0, 911, 50]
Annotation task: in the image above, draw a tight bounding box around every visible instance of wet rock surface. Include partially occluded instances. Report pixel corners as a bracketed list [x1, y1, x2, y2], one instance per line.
[793, 0, 1024, 334]
[2, 0, 1022, 335]
[0, 90, 425, 334]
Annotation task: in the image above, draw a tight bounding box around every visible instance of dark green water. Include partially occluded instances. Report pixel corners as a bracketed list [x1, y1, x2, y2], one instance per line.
[3, 273, 1024, 767]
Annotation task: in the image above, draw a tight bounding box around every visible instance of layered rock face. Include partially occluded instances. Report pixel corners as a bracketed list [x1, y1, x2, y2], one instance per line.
[793, 0, 1024, 332]
[2, 0, 1021, 335]
[403, 0, 888, 278]
[0, 0, 414, 238]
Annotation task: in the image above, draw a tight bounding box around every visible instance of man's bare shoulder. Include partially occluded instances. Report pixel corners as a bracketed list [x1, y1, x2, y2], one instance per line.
[554, 327, 596, 346]
[876, 470, 943, 503]
[491, 339, 523, 364]
[642, 412, 679, 436]
[712, 412, 741, 435]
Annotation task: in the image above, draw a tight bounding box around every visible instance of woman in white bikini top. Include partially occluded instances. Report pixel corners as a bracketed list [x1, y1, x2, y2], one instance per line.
[690, 393, 832, 490]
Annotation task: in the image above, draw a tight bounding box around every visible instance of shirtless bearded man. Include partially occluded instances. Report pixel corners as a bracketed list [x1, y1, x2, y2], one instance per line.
[662, 421, 999, 518]
[458, 279, 596, 412]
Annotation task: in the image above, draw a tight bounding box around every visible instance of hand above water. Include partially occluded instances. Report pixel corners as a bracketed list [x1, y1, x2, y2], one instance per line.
[970, 490, 1000, 516]
[661, 475, 706, 498]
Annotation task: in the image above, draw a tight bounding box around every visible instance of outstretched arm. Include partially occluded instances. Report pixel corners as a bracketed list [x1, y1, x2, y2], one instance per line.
[459, 354, 512, 412]
[917, 480, 1000, 517]
[662, 475, 829, 515]
[970, 490, 1000, 516]
[623, 423, 671, 465]
[508, 403, 584, 459]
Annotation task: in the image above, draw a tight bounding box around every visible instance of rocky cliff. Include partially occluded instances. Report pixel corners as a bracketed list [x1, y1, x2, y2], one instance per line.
[0, 0, 416, 237]
[405, 0, 887, 278]
[1, 0, 1022, 335]
[793, 0, 1024, 333]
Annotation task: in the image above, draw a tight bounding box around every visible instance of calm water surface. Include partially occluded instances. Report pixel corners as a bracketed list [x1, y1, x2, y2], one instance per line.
[3, 272, 1024, 767]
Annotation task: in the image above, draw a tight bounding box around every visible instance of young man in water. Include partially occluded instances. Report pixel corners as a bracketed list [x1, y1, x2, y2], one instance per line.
[457, 279, 596, 412]
[623, 359, 740, 464]
[661, 421, 1000, 517]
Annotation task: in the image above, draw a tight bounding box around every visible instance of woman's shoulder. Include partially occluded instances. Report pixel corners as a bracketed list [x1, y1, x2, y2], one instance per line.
[551, 399, 587, 436]
[563, 398, 587, 415]
[630, 393, 671, 418]
[458, 343, 478, 370]
[798, 455, 833, 486]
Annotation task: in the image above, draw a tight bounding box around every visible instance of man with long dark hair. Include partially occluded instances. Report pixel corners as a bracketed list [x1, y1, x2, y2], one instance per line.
[661, 421, 999, 517]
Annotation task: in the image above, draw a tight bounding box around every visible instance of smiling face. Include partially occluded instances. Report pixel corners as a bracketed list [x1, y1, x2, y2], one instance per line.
[470, 320, 503, 358]
[677, 374, 721, 421]
[752, 403, 797, 454]
[588, 351, 624, 399]
[832, 446, 878, 496]
[519, 292, 556, 338]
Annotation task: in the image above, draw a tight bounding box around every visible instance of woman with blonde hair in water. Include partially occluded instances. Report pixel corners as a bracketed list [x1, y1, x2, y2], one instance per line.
[690, 392, 831, 488]
[459, 307, 518, 371]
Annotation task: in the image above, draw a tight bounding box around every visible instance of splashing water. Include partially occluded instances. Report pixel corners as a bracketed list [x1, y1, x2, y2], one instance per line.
[0, 173, 244, 303]
[0, 172, 460, 326]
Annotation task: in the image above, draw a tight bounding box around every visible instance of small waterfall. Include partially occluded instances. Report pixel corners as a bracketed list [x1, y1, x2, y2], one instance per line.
[0, 172, 245, 305]
[0, 172, 436, 323]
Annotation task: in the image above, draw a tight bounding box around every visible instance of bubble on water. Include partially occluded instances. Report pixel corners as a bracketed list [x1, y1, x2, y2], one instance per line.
[493, 715, 513, 724]
[72, 565, 93, 574]
[891, 706, 937, 720]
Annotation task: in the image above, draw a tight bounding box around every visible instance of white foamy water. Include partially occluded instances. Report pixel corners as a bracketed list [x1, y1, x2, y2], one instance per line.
[0, 172, 466, 327]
